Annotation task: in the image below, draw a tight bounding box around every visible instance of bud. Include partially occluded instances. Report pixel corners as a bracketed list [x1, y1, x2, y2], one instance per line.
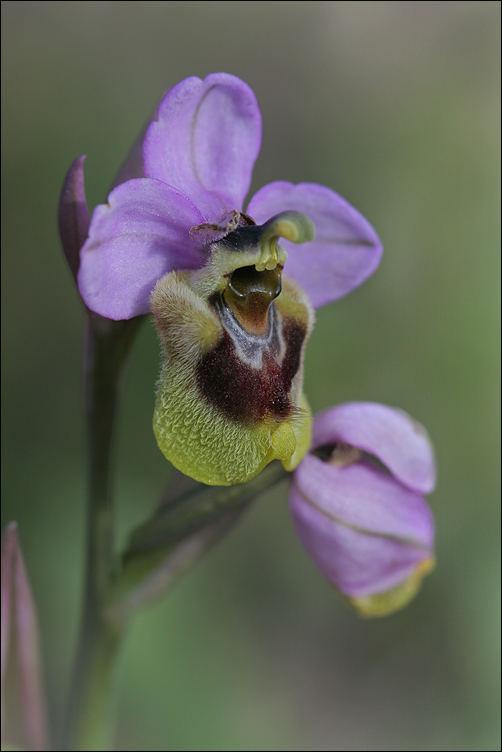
[151, 211, 315, 486]
[289, 403, 436, 617]
[57, 155, 90, 283]
[1, 524, 49, 750]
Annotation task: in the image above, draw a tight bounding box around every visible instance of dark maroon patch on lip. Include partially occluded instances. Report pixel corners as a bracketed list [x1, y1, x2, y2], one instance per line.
[196, 318, 307, 425]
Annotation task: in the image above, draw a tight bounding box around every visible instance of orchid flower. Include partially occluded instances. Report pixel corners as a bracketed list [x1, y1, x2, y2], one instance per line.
[74, 73, 382, 485]
[290, 403, 436, 617]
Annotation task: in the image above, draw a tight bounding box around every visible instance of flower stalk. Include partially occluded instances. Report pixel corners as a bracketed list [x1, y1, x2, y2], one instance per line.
[107, 461, 289, 624]
[62, 317, 140, 752]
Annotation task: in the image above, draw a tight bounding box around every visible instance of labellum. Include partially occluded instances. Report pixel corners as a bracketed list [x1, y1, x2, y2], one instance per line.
[151, 211, 315, 485]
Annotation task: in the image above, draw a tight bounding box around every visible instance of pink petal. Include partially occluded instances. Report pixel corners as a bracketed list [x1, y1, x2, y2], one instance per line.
[312, 403, 437, 494]
[290, 483, 430, 597]
[143, 73, 262, 222]
[293, 454, 435, 546]
[247, 182, 382, 307]
[78, 178, 206, 319]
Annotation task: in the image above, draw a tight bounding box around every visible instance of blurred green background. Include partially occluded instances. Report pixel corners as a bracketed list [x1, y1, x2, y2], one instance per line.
[2, 2, 500, 750]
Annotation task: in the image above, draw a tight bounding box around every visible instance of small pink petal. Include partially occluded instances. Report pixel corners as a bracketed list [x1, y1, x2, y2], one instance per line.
[78, 178, 206, 319]
[247, 182, 382, 307]
[313, 403, 437, 494]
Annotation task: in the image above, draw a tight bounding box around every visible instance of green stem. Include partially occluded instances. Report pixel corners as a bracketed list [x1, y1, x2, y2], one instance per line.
[62, 318, 140, 751]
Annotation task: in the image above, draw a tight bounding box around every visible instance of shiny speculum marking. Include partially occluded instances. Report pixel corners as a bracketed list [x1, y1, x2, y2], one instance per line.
[197, 290, 306, 425]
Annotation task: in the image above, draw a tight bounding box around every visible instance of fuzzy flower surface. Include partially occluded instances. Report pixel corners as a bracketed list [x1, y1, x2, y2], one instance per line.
[290, 403, 436, 617]
[77, 73, 382, 321]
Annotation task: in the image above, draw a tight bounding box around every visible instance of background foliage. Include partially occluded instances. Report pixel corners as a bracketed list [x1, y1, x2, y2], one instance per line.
[2, 2, 500, 750]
